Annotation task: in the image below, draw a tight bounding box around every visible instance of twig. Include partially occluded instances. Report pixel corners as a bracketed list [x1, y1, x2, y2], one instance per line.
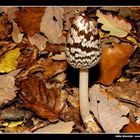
[116, 97, 140, 108]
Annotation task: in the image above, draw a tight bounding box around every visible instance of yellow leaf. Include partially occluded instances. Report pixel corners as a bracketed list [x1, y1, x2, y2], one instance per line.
[8, 121, 24, 128]
[117, 76, 129, 82]
[96, 10, 132, 37]
[1, 121, 24, 128]
[127, 36, 137, 44]
[0, 48, 20, 73]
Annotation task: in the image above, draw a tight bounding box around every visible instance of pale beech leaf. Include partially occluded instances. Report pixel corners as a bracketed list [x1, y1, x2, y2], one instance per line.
[12, 21, 24, 43]
[28, 33, 47, 51]
[0, 69, 20, 106]
[40, 7, 65, 44]
[33, 121, 74, 133]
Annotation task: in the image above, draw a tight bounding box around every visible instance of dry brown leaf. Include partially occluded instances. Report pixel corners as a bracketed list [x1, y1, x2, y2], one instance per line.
[18, 75, 66, 122]
[40, 7, 66, 44]
[33, 121, 74, 133]
[3, 7, 17, 22]
[122, 119, 140, 133]
[28, 33, 47, 51]
[14, 7, 45, 36]
[44, 42, 65, 53]
[0, 7, 15, 14]
[0, 13, 12, 40]
[97, 42, 134, 85]
[0, 42, 17, 57]
[17, 43, 38, 69]
[107, 81, 140, 103]
[38, 57, 67, 80]
[18, 74, 81, 123]
[17, 56, 67, 80]
[89, 85, 130, 133]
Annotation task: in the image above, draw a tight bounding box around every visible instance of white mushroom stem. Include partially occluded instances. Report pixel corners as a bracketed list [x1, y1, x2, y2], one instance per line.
[79, 68, 94, 123]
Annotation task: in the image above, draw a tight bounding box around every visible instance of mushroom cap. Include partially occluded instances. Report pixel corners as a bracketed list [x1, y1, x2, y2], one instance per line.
[65, 13, 102, 69]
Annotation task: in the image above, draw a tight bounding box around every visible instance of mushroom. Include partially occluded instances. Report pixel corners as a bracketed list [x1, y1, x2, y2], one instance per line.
[65, 13, 102, 132]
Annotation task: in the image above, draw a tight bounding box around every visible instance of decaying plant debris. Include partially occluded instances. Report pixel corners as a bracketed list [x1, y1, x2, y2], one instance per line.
[0, 6, 140, 133]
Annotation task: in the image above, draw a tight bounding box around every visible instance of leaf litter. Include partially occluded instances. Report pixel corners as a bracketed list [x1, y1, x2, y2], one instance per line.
[0, 6, 140, 134]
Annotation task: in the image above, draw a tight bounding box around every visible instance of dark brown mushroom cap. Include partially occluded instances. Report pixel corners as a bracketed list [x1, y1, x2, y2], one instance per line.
[65, 13, 101, 69]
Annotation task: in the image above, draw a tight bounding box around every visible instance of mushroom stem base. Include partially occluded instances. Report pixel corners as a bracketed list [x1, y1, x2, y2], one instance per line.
[79, 68, 101, 133]
[79, 68, 93, 123]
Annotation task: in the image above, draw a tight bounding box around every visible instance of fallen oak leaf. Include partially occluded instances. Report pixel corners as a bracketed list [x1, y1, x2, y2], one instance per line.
[97, 41, 134, 85]
[89, 85, 130, 133]
[96, 9, 132, 38]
